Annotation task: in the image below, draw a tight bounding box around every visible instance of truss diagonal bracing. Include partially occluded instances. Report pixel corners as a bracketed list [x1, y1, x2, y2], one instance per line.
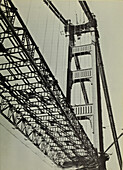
[0, 0, 99, 169]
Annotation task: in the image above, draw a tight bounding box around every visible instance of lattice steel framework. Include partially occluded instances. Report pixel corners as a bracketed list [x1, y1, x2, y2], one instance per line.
[0, 0, 99, 169]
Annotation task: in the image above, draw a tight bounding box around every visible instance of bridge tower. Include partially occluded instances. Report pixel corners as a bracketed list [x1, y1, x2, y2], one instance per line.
[66, 2, 122, 169]
[66, 15, 105, 169]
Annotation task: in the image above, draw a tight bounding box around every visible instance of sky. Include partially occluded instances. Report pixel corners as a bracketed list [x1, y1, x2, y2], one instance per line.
[0, 0, 123, 170]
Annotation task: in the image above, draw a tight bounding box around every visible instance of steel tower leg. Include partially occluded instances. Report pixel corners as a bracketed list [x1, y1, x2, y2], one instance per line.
[96, 39, 122, 170]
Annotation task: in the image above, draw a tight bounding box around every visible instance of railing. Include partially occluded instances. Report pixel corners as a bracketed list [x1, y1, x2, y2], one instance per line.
[73, 104, 93, 117]
[72, 44, 91, 55]
[72, 68, 92, 82]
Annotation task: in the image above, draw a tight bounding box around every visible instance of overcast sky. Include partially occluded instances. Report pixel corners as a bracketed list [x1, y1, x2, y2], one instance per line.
[0, 1, 123, 170]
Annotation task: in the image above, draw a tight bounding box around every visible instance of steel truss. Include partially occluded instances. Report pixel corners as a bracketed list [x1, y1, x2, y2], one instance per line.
[0, 0, 99, 169]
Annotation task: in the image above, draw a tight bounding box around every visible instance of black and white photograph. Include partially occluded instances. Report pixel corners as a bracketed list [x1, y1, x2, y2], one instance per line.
[0, 1, 123, 170]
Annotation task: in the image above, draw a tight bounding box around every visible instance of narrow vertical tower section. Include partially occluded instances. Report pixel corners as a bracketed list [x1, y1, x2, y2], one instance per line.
[66, 21, 74, 104]
[66, 21, 101, 148]
[91, 33, 99, 149]
[66, 18, 106, 169]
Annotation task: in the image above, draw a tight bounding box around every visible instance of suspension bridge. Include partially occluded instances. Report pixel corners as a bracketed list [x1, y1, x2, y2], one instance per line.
[0, 0, 123, 170]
